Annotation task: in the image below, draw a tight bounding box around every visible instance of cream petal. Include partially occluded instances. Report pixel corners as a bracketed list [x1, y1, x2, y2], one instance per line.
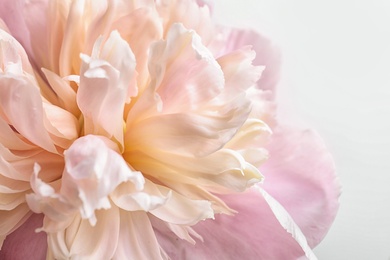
[126, 105, 250, 158]
[136, 147, 263, 192]
[0, 116, 35, 150]
[156, 0, 214, 45]
[43, 102, 80, 149]
[69, 208, 119, 259]
[0, 192, 27, 210]
[59, 0, 92, 76]
[0, 145, 32, 182]
[225, 118, 272, 167]
[78, 30, 136, 147]
[42, 68, 79, 116]
[150, 185, 213, 226]
[158, 182, 235, 215]
[112, 6, 163, 91]
[113, 210, 167, 260]
[46, 208, 119, 260]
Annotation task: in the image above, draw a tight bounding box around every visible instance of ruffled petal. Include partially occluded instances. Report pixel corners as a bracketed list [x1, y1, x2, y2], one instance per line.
[261, 126, 340, 247]
[212, 28, 281, 94]
[27, 135, 145, 228]
[156, 0, 214, 45]
[149, 23, 224, 113]
[155, 188, 312, 260]
[111, 178, 170, 212]
[217, 46, 263, 92]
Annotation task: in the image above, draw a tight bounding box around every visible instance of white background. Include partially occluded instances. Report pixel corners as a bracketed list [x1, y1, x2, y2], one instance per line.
[215, 1, 390, 259]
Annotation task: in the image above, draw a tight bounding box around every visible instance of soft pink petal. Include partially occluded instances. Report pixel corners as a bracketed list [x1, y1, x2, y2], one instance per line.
[78, 30, 136, 147]
[261, 125, 340, 247]
[0, 76, 56, 153]
[155, 188, 309, 260]
[0, 213, 47, 260]
[0, 1, 32, 57]
[149, 23, 224, 113]
[217, 46, 263, 92]
[212, 28, 281, 94]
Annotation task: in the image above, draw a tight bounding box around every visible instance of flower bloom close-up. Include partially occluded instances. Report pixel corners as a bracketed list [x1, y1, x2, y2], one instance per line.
[0, 0, 340, 259]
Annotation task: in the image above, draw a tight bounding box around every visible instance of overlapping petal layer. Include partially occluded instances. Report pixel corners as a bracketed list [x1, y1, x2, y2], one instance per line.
[0, 0, 339, 259]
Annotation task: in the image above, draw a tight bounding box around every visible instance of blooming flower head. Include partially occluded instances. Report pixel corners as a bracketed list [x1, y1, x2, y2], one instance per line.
[0, 0, 340, 259]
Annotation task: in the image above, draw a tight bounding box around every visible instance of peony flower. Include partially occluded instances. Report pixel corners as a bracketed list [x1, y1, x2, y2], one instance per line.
[0, 0, 340, 259]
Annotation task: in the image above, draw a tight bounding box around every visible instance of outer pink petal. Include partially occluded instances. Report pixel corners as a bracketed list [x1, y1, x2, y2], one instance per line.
[0, 213, 47, 260]
[212, 28, 281, 94]
[155, 188, 308, 260]
[0, 0, 31, 54]
[261, 126, 340, 247]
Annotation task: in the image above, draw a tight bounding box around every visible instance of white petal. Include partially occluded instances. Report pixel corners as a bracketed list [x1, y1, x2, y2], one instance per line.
[61, 135, 144, 225]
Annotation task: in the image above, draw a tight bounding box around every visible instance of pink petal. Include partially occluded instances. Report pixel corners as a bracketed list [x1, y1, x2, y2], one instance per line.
[0, 213, 47, 260]
[155, 188, 309, 260]
[0, 0, 32, 55]
[0, 75, 56, 153]
[149, 23, 224, 113]
[213, 28, 281, 94]
[261, 126, 340, 247]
